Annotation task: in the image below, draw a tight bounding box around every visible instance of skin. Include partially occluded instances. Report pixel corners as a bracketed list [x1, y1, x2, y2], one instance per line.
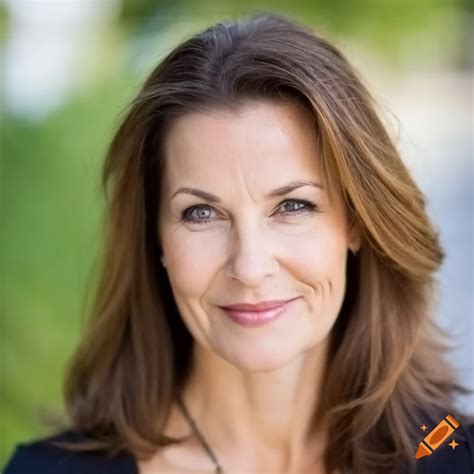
[141, 100, 360, 473]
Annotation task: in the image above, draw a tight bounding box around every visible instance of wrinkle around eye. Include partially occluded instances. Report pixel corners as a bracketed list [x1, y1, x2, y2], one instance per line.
[181, 204, 223, 224]
[179, 204, 320, 231]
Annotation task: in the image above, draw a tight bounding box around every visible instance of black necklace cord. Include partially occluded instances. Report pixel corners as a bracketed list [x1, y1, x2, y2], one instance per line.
[176, 395, 224, 474]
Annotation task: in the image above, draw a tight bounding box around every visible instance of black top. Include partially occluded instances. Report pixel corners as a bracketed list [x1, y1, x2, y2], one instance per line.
[3, 423, 474, 474]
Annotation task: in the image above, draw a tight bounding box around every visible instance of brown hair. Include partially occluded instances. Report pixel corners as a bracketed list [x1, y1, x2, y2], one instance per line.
[59, 12, 472, 474]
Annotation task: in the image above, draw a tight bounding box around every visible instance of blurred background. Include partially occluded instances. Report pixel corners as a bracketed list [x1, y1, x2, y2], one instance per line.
[1, 0, 473, 466]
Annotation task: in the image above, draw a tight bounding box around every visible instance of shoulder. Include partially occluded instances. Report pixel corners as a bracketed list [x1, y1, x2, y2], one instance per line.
[2, 431, 137, 474]
[413, 418, 474, 474]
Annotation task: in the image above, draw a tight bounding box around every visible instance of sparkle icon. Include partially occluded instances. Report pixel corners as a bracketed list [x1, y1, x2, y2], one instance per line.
[448, 439, 459, 450]
[415, 414, 460, 459]
[420, 425, 428, 431]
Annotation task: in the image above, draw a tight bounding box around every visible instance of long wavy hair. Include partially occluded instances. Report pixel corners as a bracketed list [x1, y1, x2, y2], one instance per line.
[58, 12, 472, 474]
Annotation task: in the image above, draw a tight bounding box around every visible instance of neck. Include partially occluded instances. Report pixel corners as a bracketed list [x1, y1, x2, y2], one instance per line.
[178, 339, 330, 471]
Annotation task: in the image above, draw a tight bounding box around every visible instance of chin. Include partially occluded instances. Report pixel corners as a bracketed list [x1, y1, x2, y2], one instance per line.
[219, 343, 301, 373]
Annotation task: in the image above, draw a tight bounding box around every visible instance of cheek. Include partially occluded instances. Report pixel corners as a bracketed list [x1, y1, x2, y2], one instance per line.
[288, 228, 349, 318]
[163, 231, 222, 295]
[287, 226, 348, 277]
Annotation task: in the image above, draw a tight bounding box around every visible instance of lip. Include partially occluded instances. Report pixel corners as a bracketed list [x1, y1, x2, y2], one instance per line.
[221, 298, 297, 311]
[219, 297, 299, 328]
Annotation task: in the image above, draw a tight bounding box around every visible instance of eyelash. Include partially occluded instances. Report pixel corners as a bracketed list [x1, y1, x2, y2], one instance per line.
[181, 199, 319, 225]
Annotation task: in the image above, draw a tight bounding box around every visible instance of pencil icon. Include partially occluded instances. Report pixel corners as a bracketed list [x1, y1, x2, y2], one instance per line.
[415, 414, 459, 459]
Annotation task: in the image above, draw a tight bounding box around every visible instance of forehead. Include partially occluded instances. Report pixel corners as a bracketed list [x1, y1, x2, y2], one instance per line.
[161, 100, 323, 187]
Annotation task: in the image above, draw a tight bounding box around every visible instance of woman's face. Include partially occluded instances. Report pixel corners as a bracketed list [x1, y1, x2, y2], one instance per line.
[158, 100, 360, 371]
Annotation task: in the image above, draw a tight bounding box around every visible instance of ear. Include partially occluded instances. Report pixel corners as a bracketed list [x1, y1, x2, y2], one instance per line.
[347, 218, 361, 254]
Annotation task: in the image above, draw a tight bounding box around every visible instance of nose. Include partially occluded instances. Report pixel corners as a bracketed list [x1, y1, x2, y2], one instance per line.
[225, 220, 279, 287]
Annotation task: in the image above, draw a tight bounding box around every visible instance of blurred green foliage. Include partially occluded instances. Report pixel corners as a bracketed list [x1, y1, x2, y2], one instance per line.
[1, 76, 138, 464]
[0, 3, 7, 48]
[121, 0, 468, 65]
[1, 0, 470, 467]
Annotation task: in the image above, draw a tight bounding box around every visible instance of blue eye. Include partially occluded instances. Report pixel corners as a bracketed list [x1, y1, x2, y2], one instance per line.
[277, 199, 317, 215]
[182, 205, 217, 224]
[181, 199, 318, 225]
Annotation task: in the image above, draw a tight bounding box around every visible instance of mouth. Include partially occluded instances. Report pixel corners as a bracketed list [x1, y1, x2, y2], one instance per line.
[219, 297, 300, 328]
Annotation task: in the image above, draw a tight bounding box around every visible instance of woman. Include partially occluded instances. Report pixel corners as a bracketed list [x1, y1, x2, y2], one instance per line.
[4, 12, 473, 474]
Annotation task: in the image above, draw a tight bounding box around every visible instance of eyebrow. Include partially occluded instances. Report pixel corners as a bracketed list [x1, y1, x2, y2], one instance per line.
[170, 179, 324, 203]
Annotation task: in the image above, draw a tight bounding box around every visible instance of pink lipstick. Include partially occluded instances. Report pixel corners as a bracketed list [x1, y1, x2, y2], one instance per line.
[219, 298, 299, 327]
